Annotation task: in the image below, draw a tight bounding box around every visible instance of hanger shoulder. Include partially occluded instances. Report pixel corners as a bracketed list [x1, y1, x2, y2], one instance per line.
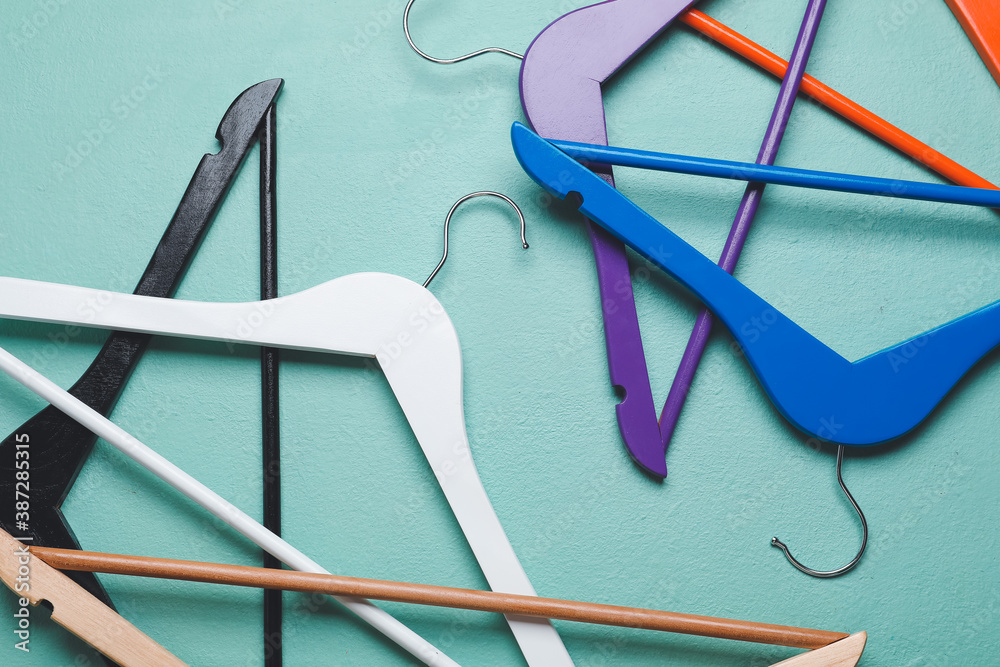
[0, 530, 185, 666]
[521, 0, 696, 142]
[769, 632, 867, 667]
[0, 272, 426, 358]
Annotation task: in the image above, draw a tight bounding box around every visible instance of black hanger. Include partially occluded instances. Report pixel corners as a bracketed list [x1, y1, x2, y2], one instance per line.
[0, 78, 283, 665]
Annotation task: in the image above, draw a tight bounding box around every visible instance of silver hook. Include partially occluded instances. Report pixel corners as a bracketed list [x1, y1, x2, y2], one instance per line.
[771, 445, 868, 578]
[404, 0, 524, 64]
[424, 192, 528, 288]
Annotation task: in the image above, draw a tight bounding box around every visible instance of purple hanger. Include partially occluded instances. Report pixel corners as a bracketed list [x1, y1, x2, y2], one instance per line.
[520, 0, 824, 478]
[520, 0, 698, 478]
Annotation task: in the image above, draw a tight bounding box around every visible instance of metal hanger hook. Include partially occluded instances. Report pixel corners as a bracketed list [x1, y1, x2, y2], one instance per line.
[771, 445, 869, 578]
[423, 192, 528, 288]
[403, 0, 524, 64]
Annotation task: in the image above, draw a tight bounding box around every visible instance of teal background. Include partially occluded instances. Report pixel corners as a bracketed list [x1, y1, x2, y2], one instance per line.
[1, 0, 999, 664]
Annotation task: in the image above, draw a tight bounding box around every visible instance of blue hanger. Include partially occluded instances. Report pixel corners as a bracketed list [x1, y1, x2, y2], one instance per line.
[511, 122, 1000, 447]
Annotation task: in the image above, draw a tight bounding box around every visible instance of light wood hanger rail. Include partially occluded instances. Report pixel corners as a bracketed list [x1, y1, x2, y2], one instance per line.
[29, 542, 866, 665]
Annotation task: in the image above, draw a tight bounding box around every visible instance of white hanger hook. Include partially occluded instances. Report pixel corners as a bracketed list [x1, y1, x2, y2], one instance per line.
[403, 0, 524, 64]
[424, 192, 529, 288]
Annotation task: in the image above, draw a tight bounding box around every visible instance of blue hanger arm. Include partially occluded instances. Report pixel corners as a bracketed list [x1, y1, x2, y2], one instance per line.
[550, 138, 1000, 209]
[511, 123, 1000, 446]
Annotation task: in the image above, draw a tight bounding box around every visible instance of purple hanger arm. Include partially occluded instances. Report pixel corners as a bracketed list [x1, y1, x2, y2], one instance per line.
[520, 0, 697, 478]
[660, 0, 828, 451]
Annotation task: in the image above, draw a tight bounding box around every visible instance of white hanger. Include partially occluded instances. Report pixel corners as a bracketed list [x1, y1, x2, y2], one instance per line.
[0, 271, 572, 666]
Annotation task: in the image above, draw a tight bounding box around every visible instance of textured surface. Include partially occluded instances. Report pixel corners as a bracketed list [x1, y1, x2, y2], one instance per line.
[1, 0, 998, 665]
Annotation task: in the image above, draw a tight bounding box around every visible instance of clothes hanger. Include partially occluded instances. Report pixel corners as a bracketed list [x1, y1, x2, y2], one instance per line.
[406, 0, 1000, 479]
[0, 78, 288, 665]
[511, 122, 1000, 574]
[513, 123, 1000, 443]
[0, 79, 284, 655]
[523, 0, 812, 479]
[0, 523, 867, 665]
[524, 0, 1000, 480]
[518, 0, 1000, 478]
[0, 194, 575, 665]
[25, 536, 869, 667]
[945, 0, 1000, 88]
[539, 134, 1000, 576]
[0, 527, 186, 665]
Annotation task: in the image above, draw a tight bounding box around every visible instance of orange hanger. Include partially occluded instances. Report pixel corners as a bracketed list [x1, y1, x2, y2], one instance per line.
[945, 0, 1000, 89]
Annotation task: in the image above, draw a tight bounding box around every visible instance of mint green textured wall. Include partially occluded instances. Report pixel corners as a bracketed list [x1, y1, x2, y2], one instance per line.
[1, 0, 998, 664]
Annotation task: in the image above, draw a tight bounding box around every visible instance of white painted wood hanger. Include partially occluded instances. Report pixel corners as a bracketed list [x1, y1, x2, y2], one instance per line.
[0, 271, 572, 666]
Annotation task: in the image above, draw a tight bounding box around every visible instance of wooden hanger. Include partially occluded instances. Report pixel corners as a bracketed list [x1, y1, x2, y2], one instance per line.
[0, 269, 574, 665]
[24, 536, 868, 667]
[0, 528, 185, 665]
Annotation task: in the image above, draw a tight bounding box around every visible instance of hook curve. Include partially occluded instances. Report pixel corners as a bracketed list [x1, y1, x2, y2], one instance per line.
[424, 192, 528, 288]
[403, 0, 524, 64]
[771, 445, 868, 578]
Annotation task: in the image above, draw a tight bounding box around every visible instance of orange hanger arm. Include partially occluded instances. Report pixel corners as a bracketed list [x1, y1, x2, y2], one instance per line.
[680, 8, 998, 191]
